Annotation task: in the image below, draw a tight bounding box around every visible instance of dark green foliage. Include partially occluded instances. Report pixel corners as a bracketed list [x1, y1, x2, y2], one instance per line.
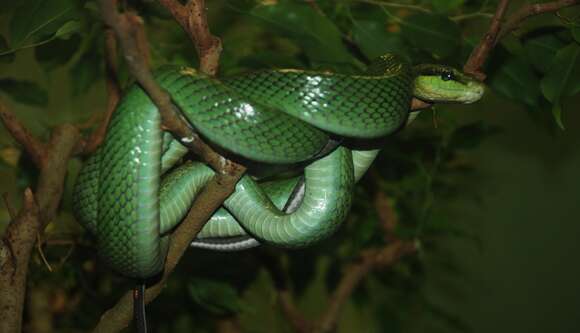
[0, 78, 48, 106]
[0, 0, 579, 332]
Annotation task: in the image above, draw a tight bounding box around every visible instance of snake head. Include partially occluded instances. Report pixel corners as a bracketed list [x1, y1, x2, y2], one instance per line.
[413, 65, 485, 104]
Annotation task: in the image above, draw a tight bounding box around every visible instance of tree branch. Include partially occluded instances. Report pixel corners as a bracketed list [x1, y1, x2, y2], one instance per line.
[92, 170, 244, 332]
[0, 100, 47, 168]
[0, 123, 80, 333]
[0, 189, 40, 333]
[98, 0, 230, 171]
[463, 0, 510, 80]
[499, 0, 580, 39]
[158, 0, 222, 75]
[463, 0, 580, 79]
[91, 1, 246, 331]
[314, 241, 416, 333]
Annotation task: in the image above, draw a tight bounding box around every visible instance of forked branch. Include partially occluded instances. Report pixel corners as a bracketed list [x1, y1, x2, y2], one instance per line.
[92, 0, 245, 331]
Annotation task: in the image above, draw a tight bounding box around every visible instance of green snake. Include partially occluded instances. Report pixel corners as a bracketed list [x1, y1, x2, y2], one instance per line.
[73, 54, 484, 279]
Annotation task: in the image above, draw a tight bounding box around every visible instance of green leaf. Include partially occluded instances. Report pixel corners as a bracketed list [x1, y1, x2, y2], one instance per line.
[54, 20, 81, 39]
[400, 13, 461, 59]
[488, 56, 540, 107]
[69, 51, 102, 96]
[351, 18, 409, 60]
[10, 0, 81, 48]
[35, 35, 81, 72]
[431, 0, 464, 13]
[0, 79, 48, 106]
[572, 26, 580, 44]
[249, 1, 357, 68]
[523, 33, 566, 73]
[0, 35, 15, 64]
[187, 278, 241, 315]
[541, 43, 580, 99]
[540, 43, 580, 128]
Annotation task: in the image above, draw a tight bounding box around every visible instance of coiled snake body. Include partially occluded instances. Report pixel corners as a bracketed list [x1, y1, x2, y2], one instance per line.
[73, 54, 484, 279]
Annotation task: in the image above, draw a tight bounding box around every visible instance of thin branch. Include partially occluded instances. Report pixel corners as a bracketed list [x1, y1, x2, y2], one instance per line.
[463, 0, 510, 80]
[315, 241, 417, 333]
[261, 250, 312, 333]
[278, 290, 312, 333]
[158, 0, 222, 75]
[36, 234, 53, 272]
[355, 0, 431, 13]
[0, 100, 47, 168]
[499, 0, 580, 38]
[451, 12, 494, 21]
[463, 0, 580, 79]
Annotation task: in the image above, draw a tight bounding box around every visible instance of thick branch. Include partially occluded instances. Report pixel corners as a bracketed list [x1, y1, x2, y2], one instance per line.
[92, 169, 244, 333]
[35, 125, 82, 221]
[0, 100, 47, 167]
[0, 189, 39, 333]
[91, 1, 248, 331]
[0, 124, 80, 333]
[98, 0, 229, 171]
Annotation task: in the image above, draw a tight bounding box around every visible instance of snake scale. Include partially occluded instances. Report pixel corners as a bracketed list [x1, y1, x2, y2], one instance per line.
[73, 54, 484, 279]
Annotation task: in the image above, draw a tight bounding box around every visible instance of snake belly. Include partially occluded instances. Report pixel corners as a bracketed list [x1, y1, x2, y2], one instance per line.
[73, 55, 413, 278]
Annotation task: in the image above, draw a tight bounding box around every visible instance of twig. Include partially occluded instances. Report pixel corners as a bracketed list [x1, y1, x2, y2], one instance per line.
[36, 234, 53, 272]
[451, 12, 494, 21]
[0, 100, 47, 168]
[355, 0, 431, 13]
[499, 0, 580, 38]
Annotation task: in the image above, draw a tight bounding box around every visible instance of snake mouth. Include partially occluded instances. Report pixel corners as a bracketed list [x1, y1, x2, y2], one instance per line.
[413, 69, 486, 104]
[459, 83, 485, 104]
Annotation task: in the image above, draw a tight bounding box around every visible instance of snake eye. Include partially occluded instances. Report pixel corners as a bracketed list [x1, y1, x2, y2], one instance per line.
[441, 72, 454, 81]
